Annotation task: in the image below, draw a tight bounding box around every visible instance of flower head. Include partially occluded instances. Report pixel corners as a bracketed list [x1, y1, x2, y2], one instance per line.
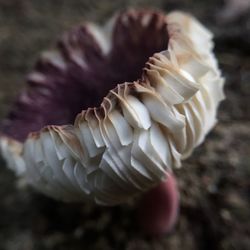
[0, 9, 224, 228]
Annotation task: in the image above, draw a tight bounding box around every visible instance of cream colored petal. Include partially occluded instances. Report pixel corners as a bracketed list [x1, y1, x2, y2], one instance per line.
[1, 10, 225, 205]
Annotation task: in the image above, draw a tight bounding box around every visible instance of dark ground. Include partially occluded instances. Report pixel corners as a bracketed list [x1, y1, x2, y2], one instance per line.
[0, 0, 250, 250]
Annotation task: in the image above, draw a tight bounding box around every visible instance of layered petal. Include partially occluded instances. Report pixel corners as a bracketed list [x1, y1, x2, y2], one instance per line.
[0, 10, 224, 205]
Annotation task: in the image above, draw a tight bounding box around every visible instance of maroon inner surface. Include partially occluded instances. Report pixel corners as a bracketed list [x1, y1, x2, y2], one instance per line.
[1, 10, 169, 142]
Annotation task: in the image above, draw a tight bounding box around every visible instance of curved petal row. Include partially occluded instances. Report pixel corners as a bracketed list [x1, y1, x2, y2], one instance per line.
[0, 11, 224, 205]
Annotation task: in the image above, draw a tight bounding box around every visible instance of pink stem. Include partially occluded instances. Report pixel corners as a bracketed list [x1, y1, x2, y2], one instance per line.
[137, 173, 179, 236]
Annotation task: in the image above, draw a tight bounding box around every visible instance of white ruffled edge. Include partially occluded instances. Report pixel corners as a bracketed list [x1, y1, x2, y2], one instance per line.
[0, 11, 225, 205]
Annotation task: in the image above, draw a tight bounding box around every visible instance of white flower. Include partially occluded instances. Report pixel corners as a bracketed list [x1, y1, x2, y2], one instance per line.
[0, 10, 224, 205]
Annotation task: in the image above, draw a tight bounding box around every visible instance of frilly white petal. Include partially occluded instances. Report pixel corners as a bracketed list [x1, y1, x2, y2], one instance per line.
[0, 11, 225, 205]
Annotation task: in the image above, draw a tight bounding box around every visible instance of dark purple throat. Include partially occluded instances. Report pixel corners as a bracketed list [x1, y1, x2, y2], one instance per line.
[1, 10, 169, 142]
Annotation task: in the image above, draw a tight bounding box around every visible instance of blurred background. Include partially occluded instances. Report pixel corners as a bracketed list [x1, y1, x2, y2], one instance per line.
[0, 0, 249, 249]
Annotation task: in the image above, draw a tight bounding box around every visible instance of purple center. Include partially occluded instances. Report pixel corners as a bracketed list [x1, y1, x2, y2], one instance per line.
[1, 11, 169, 142]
